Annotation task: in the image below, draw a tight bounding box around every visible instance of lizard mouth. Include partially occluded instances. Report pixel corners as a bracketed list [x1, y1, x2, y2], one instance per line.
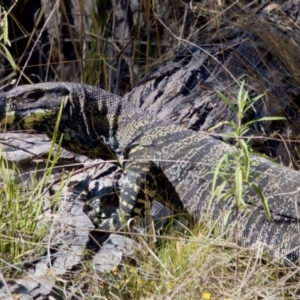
[0, 108, 56, 126]
[0, 111, 16, 124]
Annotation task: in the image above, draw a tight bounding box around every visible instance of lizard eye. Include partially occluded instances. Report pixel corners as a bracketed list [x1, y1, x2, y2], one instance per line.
[22, 91, 43, 102]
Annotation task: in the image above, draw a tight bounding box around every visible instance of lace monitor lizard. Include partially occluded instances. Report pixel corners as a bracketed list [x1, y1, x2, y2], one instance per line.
[1, 82, 300, 264]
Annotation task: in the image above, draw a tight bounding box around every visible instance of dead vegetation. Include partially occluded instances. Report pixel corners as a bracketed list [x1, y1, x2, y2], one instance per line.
[1, 0, 300, 299]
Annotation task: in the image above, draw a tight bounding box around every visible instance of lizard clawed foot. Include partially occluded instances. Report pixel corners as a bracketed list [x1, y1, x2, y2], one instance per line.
[94, 212, 123, 231]
[83, 200, 129, 231]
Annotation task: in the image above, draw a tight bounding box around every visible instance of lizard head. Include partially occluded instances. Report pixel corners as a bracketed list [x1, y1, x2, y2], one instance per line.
[0, 82, 120, 160]
[0, 83, 70, 129]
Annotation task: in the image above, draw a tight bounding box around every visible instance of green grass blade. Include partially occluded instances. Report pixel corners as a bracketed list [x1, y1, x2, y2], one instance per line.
[251, 183, 271, 222]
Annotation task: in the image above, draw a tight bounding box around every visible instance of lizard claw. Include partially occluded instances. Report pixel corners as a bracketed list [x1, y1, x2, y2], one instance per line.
[95, 213, 122, 231]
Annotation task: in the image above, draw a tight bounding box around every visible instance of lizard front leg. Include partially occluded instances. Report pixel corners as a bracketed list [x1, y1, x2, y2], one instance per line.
[87, 161, 158, 231]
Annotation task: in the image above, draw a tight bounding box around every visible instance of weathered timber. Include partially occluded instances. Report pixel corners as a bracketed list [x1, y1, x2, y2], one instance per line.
[125, 0, 300, 166]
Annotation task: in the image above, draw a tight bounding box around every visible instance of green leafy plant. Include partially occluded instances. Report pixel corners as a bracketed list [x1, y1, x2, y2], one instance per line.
[0, 5, 17, 71]
[209, 82, 285, 221]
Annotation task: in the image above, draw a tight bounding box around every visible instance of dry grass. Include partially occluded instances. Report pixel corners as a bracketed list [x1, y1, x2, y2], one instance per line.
[57, 226, 300, 299]
[1, 0, 300, 299]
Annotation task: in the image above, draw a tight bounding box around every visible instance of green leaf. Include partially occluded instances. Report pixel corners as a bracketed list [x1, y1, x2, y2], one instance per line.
[217, 91, 237, 114]
[0, 44, 17, 70]
[237, 81, 245, 108]
[244, 94, 264, 112]
[209, 155, 229, 207]
[235, 166, 246, 209]
[239, 126, 250, 136]
[245, 116, 286, 127]
[239, 138, 250, 180]
[2, 11, 10, 46]
[251, 183, 271, 222]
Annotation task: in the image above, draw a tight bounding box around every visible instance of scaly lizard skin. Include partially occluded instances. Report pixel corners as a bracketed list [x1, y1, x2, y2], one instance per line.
[1, 82, 300, 264]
